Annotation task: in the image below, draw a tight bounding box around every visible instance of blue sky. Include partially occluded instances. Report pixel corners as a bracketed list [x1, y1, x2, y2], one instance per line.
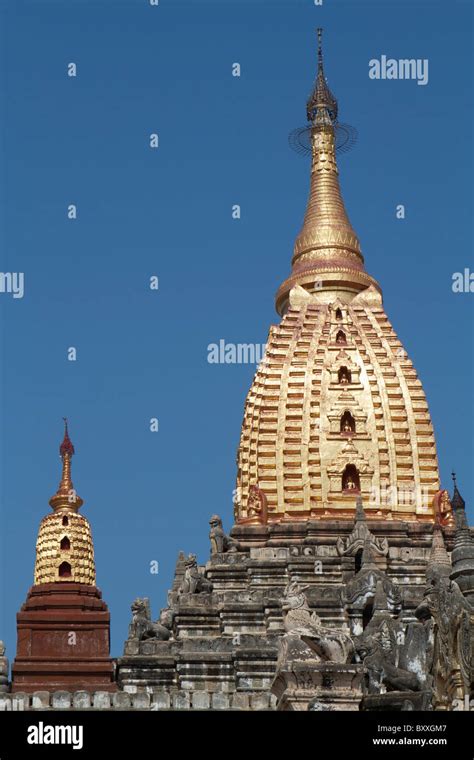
[0, 0, 472, 659]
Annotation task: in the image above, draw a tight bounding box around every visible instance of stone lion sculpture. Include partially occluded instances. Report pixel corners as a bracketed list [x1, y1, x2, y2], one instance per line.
[179, 554, 213, 594]
[279, 580, 354, 664]
[209, 515, 236, 554]
[129, 598, 172, 641]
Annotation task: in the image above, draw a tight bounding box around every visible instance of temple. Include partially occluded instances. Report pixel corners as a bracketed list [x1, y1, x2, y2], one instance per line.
[112, 30, 473, 712]
[237, 29, 439, 523]
[10, 420, 115, 694]
[1, 30, 473, 713]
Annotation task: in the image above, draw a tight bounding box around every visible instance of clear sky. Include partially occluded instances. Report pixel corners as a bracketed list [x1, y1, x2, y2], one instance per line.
[0, 0, 472, 659]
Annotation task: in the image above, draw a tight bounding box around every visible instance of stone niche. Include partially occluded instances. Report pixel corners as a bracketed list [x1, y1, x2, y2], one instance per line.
[326, 439, 374, 506]
[326, 391, 368, 440]
[327, 349, 362, 390]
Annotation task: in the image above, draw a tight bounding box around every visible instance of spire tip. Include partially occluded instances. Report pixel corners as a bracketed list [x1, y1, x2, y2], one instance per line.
[317, 28, 323, 67]
[59, 418, 75, 458]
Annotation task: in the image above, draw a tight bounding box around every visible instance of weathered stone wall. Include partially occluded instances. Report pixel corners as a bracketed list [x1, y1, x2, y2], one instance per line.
[3, 513, 471, 711]
[115, 517, 449, 710]
[0, 690, 276, 711]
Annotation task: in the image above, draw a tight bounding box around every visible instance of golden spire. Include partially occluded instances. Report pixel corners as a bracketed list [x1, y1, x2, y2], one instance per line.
[48, 418, 84, 513]
[276, 29, 380, 314]
[34, 420, 95, 585]
[236, 31, 440, 524]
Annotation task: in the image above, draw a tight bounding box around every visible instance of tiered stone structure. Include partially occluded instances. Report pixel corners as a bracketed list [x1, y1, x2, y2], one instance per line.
[113, 502, 472, 711]
[113, 29, 473, 712]
[0, 29, 472, 713]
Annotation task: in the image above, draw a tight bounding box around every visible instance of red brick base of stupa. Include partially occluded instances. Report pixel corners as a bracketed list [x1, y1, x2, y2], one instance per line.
[11, 582, 116, 693]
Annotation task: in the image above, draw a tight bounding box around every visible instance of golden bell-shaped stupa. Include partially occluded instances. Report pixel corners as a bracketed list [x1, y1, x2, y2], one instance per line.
[33, 420, 96, 585]
[235, 30, 439, 523]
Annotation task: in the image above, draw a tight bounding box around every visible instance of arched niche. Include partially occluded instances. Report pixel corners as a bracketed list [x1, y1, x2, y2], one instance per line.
[338, 366, 351, 385]
[342, 464, 360, 492]
[341, 411, 355, 435]
[58, 561, 72, 578]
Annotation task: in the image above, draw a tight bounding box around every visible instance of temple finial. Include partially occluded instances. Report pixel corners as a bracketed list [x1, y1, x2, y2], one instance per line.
[449, 472, 474, 603]
[451, 472, 465, 512]
[60, 417, 75, 458]
[49, 419, 83, 512]
[306, 27, 338, 125]
[317, 27, 323, 68]
[276, 30, 376, 314]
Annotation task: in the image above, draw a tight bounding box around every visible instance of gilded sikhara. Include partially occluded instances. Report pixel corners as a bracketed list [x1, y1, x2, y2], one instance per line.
[235, 30, 439, 523]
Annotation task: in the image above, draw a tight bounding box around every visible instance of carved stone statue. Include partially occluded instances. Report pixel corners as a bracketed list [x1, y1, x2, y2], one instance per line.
[209, 515, 236, 554]
[432, 490, 455, 528]
[179, 554, 213, 594]
[279, 581, 354, 664]
[129, 598, 173, 641]
[356, 623, 419, 694]
[415, 561, 473, 708]
[272, 582, 362, 711]
[0, 641, 9, 693]
[247, 485, 268, 524]
[355, 581, 420, 695]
